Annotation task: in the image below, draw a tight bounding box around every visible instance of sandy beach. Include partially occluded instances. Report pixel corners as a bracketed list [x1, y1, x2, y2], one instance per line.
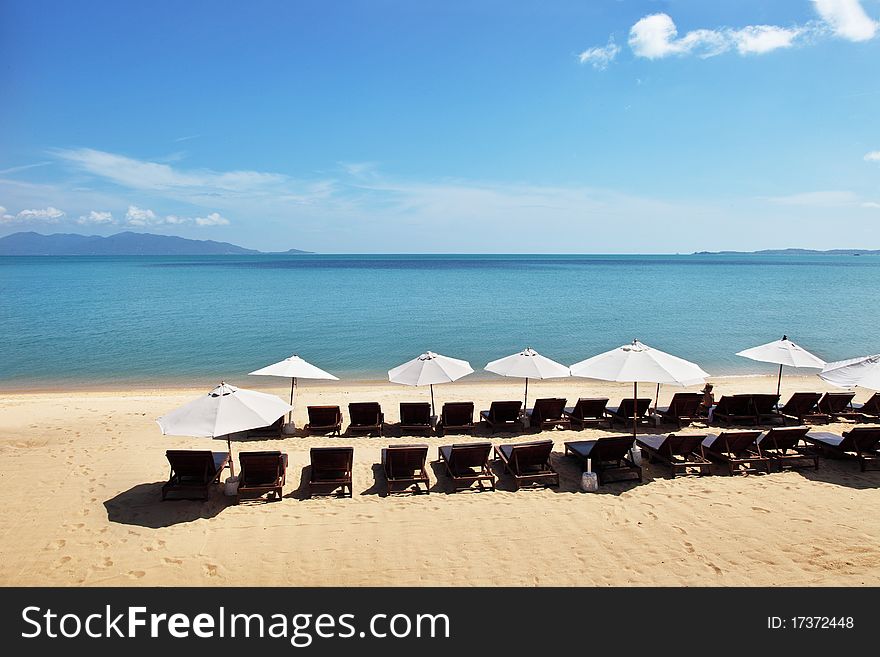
[1, 374, 878, 587]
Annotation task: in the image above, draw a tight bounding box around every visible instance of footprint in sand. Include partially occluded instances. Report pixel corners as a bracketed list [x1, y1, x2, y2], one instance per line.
[750, 506, 771, 513]
[55, 556, 72, 567]
[163, 557, 183, 566]
[671, 525, 688, 536]
[46, 539, 66, 550]
[128, 571, 146, 579]
[203, 564, 219, 577]
[683, 541, 696, 554]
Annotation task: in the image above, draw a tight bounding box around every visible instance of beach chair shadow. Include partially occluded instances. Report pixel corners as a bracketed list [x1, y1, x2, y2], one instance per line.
[103, 482, 228, 528]
[359, 464, 387, 496]
[285, 465, 313, 500]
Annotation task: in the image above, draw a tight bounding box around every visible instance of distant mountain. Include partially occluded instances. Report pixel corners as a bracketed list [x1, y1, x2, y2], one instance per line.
[693, 248, 879, 256]
[0, 232, 313, 256]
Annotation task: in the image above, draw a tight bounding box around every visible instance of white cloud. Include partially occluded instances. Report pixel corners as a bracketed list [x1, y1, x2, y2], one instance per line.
[813, 0, 878, 41]
[194, 212, 230, 226]
[15, 206, 66, 222]
[578, 38, 621, 69]
[768, 190, 861, 206]
[861, 201, 880, 208]
[730, 25, 803, 54]
[864, 151, 880, 161]
[628, 13, 801, 59]
[0, 206, 13, 221]
[77, 210, 114, 225]
[125, 205, 159, 226]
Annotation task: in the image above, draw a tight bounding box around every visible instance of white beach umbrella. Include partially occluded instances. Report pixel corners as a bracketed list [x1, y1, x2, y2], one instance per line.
[388, 351, 474, 415]
[249, 354, 339, 424]
[819, 354, 880, 390]
[736, 335, 825, 399]
[485, 347, 570, 408]
[156, 382, 293, 475]
[570, 340, 709, 440]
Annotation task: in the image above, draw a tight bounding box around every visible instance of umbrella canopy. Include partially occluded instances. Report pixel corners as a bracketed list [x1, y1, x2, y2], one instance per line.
[485, 347, 570, 408]
[736, 335, 825, 399]
[249, 354, 339, 424]
[156, 382, 293, 475]
[570, 340, 709, 440]
[388, 351, 474, 415]
[819, 354, 880, 390]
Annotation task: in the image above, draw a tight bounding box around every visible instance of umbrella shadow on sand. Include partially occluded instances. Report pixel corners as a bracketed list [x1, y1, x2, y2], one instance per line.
[103, 483, 229, 528]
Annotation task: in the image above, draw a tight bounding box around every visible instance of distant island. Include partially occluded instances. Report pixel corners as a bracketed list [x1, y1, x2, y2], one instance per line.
[693, 248, 878, 256]
[0, 232, 313, 256]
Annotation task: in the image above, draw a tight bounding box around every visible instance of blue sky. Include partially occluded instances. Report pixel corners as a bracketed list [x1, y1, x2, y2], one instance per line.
[1, 0, 878, 252]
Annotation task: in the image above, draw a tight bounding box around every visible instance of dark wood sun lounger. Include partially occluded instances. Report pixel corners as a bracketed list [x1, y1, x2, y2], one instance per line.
[778, 392, 828, 425]
[605, 398, 652, 428]
[804, 427, 880, 472]
[480, 400, 523, 433]
[399, 402, 433, 436]
[757, 426, 817, 471]
[246, 416, 284, 438]
[305, 405, 343, 436]
[237, 451, 287, 502]
[563, 398, 609, 429]
[526, 398, 570, 431]
[636, 433, 712, 477]
[437, 442, 495, 492]
[751, 394, 781, 424]
[565, 437, 642, 484]
[852, 393, 880, 421]
[161, 450, 230, 500]
[382, 444, 430, 494]
[701, 431, 769, 475]
[712, 395, 757, 426]
[348, 402, 384, 436]
[652, 392, 703, 429]
[308, 446, 353, 497]
[494, 440, 558, 489]
[817, 392, 858, 421]
[437, 401, 475, 435]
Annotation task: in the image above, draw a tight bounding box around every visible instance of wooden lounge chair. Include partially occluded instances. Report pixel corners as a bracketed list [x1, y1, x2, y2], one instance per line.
[526, 398, 571, 431]
[246, 416, 284, 439]
[399, 402, 433, 436]
[437, 401, 475, 435]
[494, 439, 559, 489]
[563, 398, 609, 429]
[804, 427, 880, 471]
[237, 451, 287, 502]
[778, 392, 828, 425]
[308, 446, 353, 497]
[852, 392, 880, 422]
[605, 398, 652, 428]
[751, 394, 781, 424]
[565, 437, 642, 484]
[757, 426, 818, 471]
[636, 433, 712, 477]
[712, 395, 757, 426]
[382, 444, 430, 494]
[305, 405, 343, 436]
[161, 450, 230, 501]
[652, 392, 704, 429]
[480, 400, 523, 434]
[348, 402, 384, 436]
[817, 392, 858, 421]
[436, 442, 495, 492]
[701, 430, 769, 475]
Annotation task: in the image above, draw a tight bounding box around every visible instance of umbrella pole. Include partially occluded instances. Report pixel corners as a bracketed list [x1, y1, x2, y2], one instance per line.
[226, 435, 235, 477]
[633, 381, 638, 442]
[654, 383, 660, 411]
[430, 384, 435, 417]
[776, 365, 783, 408]
[289, 377, 296, 424]
[524, 377, 529, 410]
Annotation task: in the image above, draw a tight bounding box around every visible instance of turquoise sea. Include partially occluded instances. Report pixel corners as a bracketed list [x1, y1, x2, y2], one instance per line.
[1, 254, 878, 389]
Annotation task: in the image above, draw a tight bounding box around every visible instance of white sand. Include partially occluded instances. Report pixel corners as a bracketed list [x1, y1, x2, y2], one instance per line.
[0, 375, 878, 586]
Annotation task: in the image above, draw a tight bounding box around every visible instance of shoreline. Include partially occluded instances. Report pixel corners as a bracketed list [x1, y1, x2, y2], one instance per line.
[0, 371, 833, 396]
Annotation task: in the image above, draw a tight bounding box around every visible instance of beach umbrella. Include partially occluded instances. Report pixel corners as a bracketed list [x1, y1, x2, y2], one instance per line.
[736, 335, 825, 400]
[249, 354, 339, 425]
[570, 340, 709, 440]
[388, 351, 474, 416]
[156, 382, 293, 475]
[819, 354, 880, 390]
[485, 347, 570, 409]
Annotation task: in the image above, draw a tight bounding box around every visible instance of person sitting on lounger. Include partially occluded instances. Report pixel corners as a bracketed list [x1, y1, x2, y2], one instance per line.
[700, 383, 715, 422]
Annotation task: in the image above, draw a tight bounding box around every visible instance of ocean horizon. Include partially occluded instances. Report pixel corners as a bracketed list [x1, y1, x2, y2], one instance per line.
[2, 252, 878, 389]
